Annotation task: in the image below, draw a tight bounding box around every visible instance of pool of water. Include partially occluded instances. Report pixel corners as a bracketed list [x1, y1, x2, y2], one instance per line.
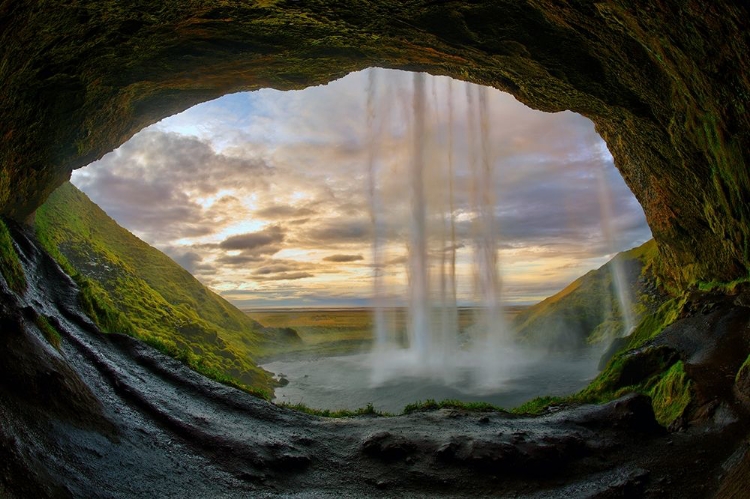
[261, 348, 601, 414]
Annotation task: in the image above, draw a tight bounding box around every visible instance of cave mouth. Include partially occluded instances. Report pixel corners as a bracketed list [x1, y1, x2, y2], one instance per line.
[67, 68, 652, 413]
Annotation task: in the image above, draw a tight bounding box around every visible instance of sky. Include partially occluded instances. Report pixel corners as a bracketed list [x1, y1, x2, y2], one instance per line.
[71, 68, 652, 308]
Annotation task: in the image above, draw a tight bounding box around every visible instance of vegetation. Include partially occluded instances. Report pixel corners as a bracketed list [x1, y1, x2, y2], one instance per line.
[249, 308, 375, 358]
[35, 183, 298, 396]
[512, 240, 665, 349]
[512, 395, 567, 415]
[403, 398, 502, 414]
[513, 289, 690, 419]
[0, 218, 27, 294]
[695, 276, 750, 293]
[278, 401, 384, 418]
[737, 354, 750, 395]
[649, 361, 691, 426]
[35, 315, 61, 350]
[621, 296, 684, 350]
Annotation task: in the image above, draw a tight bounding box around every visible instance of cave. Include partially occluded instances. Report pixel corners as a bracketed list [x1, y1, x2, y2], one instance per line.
[1, 2, 750, 497]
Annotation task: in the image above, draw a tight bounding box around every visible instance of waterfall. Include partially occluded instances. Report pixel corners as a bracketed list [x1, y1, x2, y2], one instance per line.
[408, 72, 430, 359]
[367, 69, 511, 388]
[593, 141, 635, 337]
[367, 69, 389, 349]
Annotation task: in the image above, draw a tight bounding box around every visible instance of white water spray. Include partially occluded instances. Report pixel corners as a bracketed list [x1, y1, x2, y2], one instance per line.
[367, 70, 516, 390]
[593, 142, 635, 337]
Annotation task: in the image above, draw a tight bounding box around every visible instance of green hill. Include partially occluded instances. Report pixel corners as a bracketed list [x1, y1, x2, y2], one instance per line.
[35, 182, 297, 396]
[512, 240, 665, 350]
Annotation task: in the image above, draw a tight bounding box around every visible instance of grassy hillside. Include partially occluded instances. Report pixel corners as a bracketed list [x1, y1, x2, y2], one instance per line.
[513, 240, 665, 350]
[36, 183, 295, 396]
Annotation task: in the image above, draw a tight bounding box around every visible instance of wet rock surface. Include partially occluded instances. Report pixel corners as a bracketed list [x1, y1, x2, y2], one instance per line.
[1, 225, 749, 497]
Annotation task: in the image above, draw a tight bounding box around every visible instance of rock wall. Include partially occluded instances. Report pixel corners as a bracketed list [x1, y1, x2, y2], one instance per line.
[1, 1, 748, 287]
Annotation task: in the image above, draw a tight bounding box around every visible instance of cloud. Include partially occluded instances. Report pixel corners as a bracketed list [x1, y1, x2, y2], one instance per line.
[254, 272, 315, 281]
[219, 226, 285, 251]
[387, 255, 408, 265]
[254, 205, 316, 219]
[71, 130, 273, 246]
[322, 254, 364, 263]
[216, 253, 268, 266]
[302, 219, 371, 245]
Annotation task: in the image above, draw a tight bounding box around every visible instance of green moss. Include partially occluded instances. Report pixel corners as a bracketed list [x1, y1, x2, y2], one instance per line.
[35, 182, 284, 395]
[77, 276, 136, 335]
[514, 294, 686, 417]
[402, 398, 502, 414]
[649, 361, 691, 426]
[513, 240, 665, 349]
[737, 354, 750, 384]
[141, 334, 271, 400]
[279, 401, 385, 418]
[624, 296, 684, 350]
[695, 276, 750, 293]
[35, 315, 61, 350]
[0, 218, 27, 294]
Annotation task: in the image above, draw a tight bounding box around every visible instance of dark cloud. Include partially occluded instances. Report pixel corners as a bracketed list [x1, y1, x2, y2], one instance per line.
[254, 205, 316, 219]
[288, 218, 311, 226]
[302, 219, 371, 244]
[323, 254, 364, 263]
[216, 253, 267, 266]
[219, 226, 285, 251]
[253, 262, 314, 275]
[254, 272, 314, 281]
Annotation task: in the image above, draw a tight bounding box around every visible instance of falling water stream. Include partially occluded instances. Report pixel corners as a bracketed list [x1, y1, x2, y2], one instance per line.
[366, 72, 517, 391]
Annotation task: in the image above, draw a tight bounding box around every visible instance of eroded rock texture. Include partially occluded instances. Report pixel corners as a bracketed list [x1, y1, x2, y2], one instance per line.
[1, 1, 748, 286]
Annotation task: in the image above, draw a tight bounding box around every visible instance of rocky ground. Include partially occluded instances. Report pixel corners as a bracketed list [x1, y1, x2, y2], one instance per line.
[1, 225, 749, 498]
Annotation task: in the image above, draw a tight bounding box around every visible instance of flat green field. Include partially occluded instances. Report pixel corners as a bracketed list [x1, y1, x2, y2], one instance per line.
[247, 306, 528, 359]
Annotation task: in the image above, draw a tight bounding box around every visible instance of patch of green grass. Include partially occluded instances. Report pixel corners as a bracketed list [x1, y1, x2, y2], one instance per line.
[35, 182, 290, 395]
[0, 218, 27, 294]
[649, 361, 691, 426]
[513, 294, 687, 418]
[402, 398, 502, 414]
[77, 276, 137, 335]
[141, 334, 271, 400]
[695, 276, 750, 293]
[512, 240, 665, 349]
[511, 395, 567, 415]
[35, 315, 61, 350]
[279, 401, 385, 418]
[623, 296, 684, 350]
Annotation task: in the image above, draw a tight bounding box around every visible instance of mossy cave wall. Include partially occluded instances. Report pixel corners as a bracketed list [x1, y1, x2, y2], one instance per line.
[1, 1, 748, 288]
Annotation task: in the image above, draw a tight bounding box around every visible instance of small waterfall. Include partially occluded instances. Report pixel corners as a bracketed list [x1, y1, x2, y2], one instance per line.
[593, 141, 635, 337]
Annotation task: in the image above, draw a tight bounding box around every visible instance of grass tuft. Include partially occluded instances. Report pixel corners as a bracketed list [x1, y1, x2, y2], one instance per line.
[0, 218, 27, 294]
[279, 401, 385, 418]
[649, 361, 691, 426]
[403, 398, 503, 414]
[35, 315, 61, 350]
